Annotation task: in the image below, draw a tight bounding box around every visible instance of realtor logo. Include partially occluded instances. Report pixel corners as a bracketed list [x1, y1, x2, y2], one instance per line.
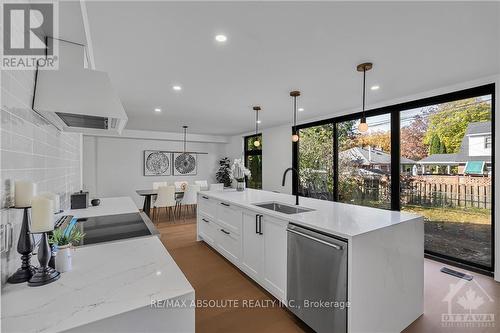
[1, 2, 58, 69]
[441, 278, 495, 328]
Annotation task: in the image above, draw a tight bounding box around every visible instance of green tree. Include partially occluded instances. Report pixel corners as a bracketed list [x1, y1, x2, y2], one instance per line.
[439, 140, 447, 154]
[424, 97, 491, 153]
[298, 124, 334, 196]
[429, 134, 442, 155]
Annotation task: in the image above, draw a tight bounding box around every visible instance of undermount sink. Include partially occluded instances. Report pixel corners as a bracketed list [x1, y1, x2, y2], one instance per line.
[253, 202, 314, 215]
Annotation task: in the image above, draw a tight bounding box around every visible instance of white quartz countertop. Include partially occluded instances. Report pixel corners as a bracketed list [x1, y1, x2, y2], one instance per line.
[201, 189, 421, 239]
[61, 196, 139, 218]
[2, 196, 194, 333]
[1, 236, 194, 333]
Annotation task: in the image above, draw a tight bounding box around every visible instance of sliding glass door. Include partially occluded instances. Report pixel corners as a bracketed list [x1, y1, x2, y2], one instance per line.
[400, 94, 493, 270]
[294, 84, 495, 273]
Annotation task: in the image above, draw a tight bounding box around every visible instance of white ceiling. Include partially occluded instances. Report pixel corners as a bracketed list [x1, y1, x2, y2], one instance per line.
[81, 1, 499, 135]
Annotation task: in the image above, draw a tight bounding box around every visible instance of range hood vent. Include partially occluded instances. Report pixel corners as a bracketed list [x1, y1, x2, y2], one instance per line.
[56, 112, 108, 130]
[33, 68, 127, 134]
[32, 39, 127, 134]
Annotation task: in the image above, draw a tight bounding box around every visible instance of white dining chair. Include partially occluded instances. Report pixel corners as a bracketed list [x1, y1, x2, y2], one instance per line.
[209, 183, 224, 191]
[153, 181, 168, 189]
[195, 180, 209, 191]
[180, 184, 200, 219]
[152, 186, 177, 222]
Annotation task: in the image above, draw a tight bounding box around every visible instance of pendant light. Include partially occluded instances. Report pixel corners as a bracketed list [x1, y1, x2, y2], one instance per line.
[290, 91, 300, 142]
[356, 62, 372, 133]
[252, 106, 261, 147]
[182, 125, 188, 153]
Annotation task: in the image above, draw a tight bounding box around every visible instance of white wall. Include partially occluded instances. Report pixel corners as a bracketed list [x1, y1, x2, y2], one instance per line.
[262, 125, 292, 194]
[83, 136, 225, 208]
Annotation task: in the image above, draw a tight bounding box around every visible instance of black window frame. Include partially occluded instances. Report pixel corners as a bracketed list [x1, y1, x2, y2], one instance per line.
[244, 133, 263, 189]
[292, 83, 495, 275]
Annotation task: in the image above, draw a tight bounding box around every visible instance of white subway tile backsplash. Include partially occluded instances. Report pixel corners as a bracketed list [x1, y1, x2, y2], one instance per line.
[1, 69, 81, 285]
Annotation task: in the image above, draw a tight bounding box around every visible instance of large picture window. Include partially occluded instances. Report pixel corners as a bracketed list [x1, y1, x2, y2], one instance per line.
[297, 124, 333, 200]
[244, 134, 262, 189]
[294, 84, 495, 273]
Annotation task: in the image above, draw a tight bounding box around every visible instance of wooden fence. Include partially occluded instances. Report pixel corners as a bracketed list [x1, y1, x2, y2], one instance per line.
[401, 175, 492, 209]
[301, 174, 492, 210]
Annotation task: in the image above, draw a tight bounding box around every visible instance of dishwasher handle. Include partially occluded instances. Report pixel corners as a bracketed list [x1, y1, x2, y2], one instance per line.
[287, 228, 343, 250]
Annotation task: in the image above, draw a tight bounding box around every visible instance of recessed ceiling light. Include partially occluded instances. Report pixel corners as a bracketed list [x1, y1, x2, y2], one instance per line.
[154, 108, 161, 112]
[215, 34, 227, 43]
[370, 85, 380, 91]
[298, 108, 305, 112]
[256, 120, 262, 124]
[172, 85, 182, 91]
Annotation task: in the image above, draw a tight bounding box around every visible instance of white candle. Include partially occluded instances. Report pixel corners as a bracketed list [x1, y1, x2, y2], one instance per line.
[14, 181, 36, 207]
[31, 196, 54, 233]
[40, 192, 60, 213]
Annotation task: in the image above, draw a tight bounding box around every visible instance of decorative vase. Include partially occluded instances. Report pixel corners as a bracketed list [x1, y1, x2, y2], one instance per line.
[236, 180, 245, 191]
[56, 245, 73, 273]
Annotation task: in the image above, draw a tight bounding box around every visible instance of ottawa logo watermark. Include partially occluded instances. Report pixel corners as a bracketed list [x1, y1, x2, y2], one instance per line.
[1, 1, 58, 70]
[441, 278, 495, 328]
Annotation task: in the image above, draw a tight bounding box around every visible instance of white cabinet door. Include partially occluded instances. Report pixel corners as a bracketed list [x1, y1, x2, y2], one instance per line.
[241, 210, 263, 280]
[261, 215, 288, 302]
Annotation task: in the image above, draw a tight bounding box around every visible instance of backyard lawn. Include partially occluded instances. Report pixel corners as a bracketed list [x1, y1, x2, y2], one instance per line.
[403, 205, 491, 224]
[403, 205, 491, 268]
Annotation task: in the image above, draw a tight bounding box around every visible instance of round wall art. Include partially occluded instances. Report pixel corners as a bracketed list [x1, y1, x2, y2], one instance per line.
[144, 151, 171, 176]
[174, 153, 197, 175]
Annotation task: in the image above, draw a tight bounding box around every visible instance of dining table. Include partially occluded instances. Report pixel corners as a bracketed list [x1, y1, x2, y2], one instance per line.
[136, 189, 185, 217]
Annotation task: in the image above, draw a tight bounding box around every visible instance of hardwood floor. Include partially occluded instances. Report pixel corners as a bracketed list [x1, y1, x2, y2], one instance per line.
[155, 214, 500, 333]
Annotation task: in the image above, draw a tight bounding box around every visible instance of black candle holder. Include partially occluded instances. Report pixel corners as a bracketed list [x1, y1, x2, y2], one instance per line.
[28, 232, 60, 287]
[7, 207, 36, 284]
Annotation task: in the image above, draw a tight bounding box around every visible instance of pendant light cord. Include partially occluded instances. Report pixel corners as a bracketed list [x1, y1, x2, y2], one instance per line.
[183, 126, 187, 153]
[255, 110, 258, 134]
[293, 96, 297, 128]
[362, 67, 366, 113]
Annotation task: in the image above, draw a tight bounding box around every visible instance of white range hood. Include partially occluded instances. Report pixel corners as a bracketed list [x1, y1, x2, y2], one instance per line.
[33, 40, 128, 134]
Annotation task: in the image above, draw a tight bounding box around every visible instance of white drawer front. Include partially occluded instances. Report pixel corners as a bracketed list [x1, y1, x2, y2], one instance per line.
[198, 194, 216, 219]
[198, 214, 217, 246]
[216, 227, 241, 264]
[216, 201, 242, 235]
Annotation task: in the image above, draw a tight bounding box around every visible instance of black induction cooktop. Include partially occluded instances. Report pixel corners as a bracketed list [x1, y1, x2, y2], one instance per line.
[70, 212, 158, 246]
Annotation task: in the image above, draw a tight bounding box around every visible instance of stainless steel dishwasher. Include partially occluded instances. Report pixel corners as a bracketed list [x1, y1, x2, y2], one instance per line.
[287, 223, 348, 333]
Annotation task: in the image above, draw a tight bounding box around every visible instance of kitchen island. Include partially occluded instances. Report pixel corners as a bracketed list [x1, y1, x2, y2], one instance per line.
[2, 197, 195, 333]
[196, 189, 423, 333]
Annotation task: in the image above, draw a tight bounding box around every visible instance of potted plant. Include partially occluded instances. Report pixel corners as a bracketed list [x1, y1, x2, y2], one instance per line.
[49, 228, 85, 273]
[216, 157, 232, 187]
[230, 158, 251, 191]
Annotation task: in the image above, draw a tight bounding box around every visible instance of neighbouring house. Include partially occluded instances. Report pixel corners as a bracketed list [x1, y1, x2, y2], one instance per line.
[417, 121, 492, 176]
[340, 146, 416, 175]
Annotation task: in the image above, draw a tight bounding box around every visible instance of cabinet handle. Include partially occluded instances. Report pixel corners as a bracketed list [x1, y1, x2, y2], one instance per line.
[258, 215, 263, 235]
[202, 195, 209, 199]
[202, 218, 209, 223]
[220, 229, 230, 235]
[220, 202, 230, 207]
[255, 214, 259, 234]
